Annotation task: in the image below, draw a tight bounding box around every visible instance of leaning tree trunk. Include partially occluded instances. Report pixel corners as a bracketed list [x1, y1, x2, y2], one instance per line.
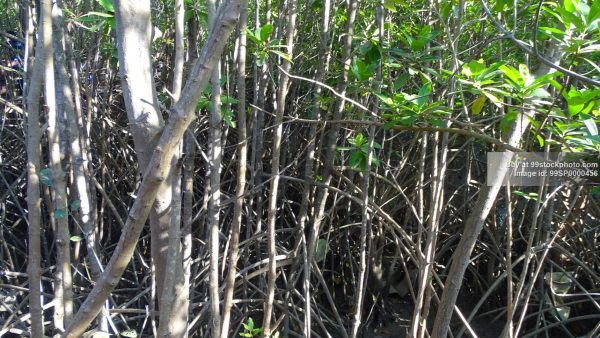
[112, 1, 175, 316]
[60, 0, 243, 336]
[430, 44, 565, 338]
[156, 0, 188, 336]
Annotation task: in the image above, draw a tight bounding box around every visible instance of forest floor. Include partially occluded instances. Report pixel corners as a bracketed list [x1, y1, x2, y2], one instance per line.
[361, 292, 505, 338]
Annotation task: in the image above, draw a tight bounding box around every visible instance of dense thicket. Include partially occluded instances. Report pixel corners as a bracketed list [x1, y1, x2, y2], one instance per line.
[0, 0, 599, 337]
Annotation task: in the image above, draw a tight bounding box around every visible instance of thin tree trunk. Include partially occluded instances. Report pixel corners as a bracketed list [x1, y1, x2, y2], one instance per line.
[248, 0, 271, 236]
[295, 0, 331, 333]
[306, 2, 357, 336]
[48, 1, 74, 330]
[220, 0, 249, 335]
[157, 0, 188, 335]
[112, 1, 175, 313]
[207, 1, 223, 337]
[60, 0, 242, 335]
[430, 47, 565, 338]
[262, 0, 298, 335]
[56, 3, 107, 331]
[25, 1, 47, 335]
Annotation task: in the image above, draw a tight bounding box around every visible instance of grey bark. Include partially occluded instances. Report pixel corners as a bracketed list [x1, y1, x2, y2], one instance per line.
[48, 1, 74, 330]
[262, 0, 298, 335]
[60, 0, 243, 335]
[25, 1, 47, 336]
[430, 47, 564, 338]
[207, 0, 223, 337]
[112, 0, 173, 307]
[220, 0, 249, 335]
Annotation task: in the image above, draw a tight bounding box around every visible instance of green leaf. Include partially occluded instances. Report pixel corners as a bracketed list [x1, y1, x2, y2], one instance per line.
[259, 24, 273, 42]
[583, 118, 599, 136]
[500, 111, 519, 133]
[499, 65, 522, 87]
[564, 0, 576, 13]
[70, 235, 83, 242]
[482, 91, 502, 107]
[579, 43, 600, 53]
[529, 88, 552, 98]
[462, 59, 487, 78]
[55, 209, 68, 219]
[82, 11, 114, 18]
[393, 73, 410, 90]
[470, 95, 487, 115]
[269, 49, 293, 63]
[348, 151, 365, 169]
[513, 191, 538, 200]
[351, 59, 373, 81]
[374, 93, 394, 106]
[383, 0, 398, 12]
[245, 28, 261, 45]
[315, 238, 329, 263]
[97, 0, 114, 12]
[494, 0, 507, 11]
[518, 64, 533, 87]
[417, 82, 432, 109]
[353, 133, 366, 147]
[40, 168, 53, 187]
[70, 199, 81, 212]
[536, 134, 545, 147]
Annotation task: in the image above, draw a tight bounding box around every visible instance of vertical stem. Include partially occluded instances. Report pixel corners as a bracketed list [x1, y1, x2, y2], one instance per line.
[48, 1, 73, 330]
[172, 0, 185, 100]
[26, 1, 46, 335]
[263, 0, 298, 334]
[295, 0, 331, 334]
[207, 1, 223, 337]
[220, 0, 249, 335]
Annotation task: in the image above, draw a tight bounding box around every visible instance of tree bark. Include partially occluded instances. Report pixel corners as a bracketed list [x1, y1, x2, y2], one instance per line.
[262, 0, 298, 335]
[60, 0, 243, 335]
[25, 1, 47, 336]
[48, 1, 74, 331]
[430, 47, 564, 338]
[220, 0, 249, 335]
[112, 0, 174, 309]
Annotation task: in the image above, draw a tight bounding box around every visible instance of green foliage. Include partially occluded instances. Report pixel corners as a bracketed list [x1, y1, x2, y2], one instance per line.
[314, 238, 329, 263]
[337, 133, 381, 171]
[70, 235, 83, 242]
[513, 191, 539, 201]
[239, 317, 263, 337]
[196, 86, 239, 128]
[54, 209, 68, 220]
[246, 24, 292, 66]
[40, 168, 53, 187]
[97, 0, 114, 12]
[70, 199, 81, 212]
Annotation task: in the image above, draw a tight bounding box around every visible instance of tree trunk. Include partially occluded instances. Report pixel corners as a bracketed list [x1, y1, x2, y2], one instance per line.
[48, 1, 74, 331]
[220, 0, 249, 335]
[25, 1, 47, 335]
[430, 46, 565, 338]
[60, 0, 242, 335]
[262, 0, 298, 335]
